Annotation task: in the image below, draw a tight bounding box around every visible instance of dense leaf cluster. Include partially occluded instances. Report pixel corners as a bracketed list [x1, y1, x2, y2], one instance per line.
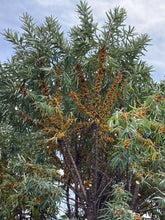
[0, 1, 165, 219]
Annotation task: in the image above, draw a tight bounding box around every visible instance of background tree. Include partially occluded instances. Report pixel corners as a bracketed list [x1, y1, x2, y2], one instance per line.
[0, 1, 165, 219]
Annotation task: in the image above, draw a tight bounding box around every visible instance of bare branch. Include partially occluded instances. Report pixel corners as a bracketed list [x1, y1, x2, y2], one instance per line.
[62, 138, 87, 199]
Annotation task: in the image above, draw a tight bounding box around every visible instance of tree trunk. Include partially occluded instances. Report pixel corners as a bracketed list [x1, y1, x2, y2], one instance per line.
[86, 124, 99, 220]
[86, 201, 97, 220]
[86, 191, 98, 220]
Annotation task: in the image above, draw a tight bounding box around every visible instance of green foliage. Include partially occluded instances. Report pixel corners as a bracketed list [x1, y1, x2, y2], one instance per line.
[0, 1, 165, 219]
[99, 184, 135, 220]
[70, 0, 97, 57]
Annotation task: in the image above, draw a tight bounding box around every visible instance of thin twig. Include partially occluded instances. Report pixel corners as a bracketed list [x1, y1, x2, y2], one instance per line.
[97, 179, 113, 203]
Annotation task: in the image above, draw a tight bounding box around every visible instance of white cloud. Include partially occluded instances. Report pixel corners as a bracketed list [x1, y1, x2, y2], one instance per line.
[36, 0, 73, 6]
[87, 0, 165, 34]
[119, 0, 165, 34]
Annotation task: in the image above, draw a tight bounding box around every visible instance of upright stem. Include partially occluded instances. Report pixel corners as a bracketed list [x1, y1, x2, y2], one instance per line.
[126, 162, 129, 191]
[116, 164, 121, 183]
[59, 139, 85, 210]
[128, 173, 133, 192]
[66, 179, 71, 219]
[131, 180, 140, 211]
[97, 162, 111, 195]
[62, 138, 87, 199]
[93, 123, 99, 218]
[59, 140, 77, 186]
[75, 139, 79, 219]
[18, 196, 23, 220]
[30, 210, 33, 220]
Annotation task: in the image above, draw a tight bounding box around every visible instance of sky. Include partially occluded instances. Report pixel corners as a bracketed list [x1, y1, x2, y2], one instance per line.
[0, 0, 165, 82]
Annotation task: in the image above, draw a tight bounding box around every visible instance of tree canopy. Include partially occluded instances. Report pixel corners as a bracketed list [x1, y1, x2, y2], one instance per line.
[0, 1, 165, 219]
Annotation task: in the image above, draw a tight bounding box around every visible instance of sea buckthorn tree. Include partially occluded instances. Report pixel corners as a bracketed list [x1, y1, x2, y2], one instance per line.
[0, 1, 165, 219]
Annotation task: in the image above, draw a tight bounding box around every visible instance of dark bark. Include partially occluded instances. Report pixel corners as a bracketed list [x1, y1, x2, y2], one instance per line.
[131, 180, 140, 211]
[58, 138, 86, 202]
[86, 197, 97, 220]
[62, 138, 87, 199]
[75, 190, 79, 219]
[30, 210, 33, 220]
[75, 135, 80, 219]
[115, 164, 121, 183]
[126, 162, 129, 191]
[18, 197, 23, 220]
[93, 123, 99, 218]
[58, 126, 116, 219]
[66, 180, 71, 219]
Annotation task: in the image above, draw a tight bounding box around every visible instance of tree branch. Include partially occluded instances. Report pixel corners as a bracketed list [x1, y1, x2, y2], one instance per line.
[97, 178, 113, 204]
[62, 138, 87, 199]
[94, 123, 99, 196]
[97, 162, 111, 195]
[66, 179, 71, 219]
[131, 180, 140, 211]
